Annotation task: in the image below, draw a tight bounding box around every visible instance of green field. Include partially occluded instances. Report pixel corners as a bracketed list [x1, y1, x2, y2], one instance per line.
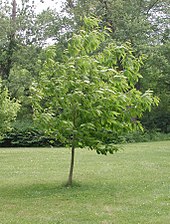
[0, 141, 170, 224]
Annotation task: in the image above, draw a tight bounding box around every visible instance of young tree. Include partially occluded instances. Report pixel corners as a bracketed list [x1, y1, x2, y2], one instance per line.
[31, 17, 159, 186]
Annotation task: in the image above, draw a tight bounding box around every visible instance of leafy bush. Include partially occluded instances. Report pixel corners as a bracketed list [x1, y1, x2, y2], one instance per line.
[0, 120, 63, 147]
[0, 80, 20, 139]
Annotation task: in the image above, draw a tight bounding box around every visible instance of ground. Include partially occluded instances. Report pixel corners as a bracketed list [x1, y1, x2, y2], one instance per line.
[0, 141, 170, 223]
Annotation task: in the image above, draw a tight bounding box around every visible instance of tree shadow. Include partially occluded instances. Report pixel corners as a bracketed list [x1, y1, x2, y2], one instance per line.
[0, 180, 118, 200]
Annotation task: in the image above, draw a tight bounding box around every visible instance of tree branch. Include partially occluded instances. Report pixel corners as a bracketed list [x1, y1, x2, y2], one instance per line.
[99, 0, 116, 33]
[67, 0, 75, 9]
[146, 0, 160, 15]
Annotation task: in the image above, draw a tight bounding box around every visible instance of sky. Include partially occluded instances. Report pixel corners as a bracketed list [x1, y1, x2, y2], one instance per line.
[17, 0, 65, 13]
[34, 0, 65, 13]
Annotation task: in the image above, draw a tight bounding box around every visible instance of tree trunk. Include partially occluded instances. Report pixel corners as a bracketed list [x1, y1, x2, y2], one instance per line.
[2, 0, 17, 80]
[12, 0, 17, 22]
[66, 144, 75, 186]
[66, 105, 77, 187]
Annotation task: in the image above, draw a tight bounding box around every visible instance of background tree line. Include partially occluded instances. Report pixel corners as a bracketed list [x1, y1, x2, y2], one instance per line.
[0, 0, 169, 147]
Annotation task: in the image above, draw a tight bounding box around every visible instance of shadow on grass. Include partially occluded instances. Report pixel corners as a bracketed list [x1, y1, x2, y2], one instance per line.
[0, 181, 117, 200]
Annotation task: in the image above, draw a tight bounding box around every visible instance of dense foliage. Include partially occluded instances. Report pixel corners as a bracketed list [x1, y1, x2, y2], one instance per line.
[0, 0, 169, 148]
[0, 79, 20, 139]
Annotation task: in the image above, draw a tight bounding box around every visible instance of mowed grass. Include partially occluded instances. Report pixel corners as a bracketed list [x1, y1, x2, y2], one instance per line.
[0, 141, 170, 224]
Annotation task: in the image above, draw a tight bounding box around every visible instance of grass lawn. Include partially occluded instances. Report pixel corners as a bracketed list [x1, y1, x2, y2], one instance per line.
[0, 141, 170, 224]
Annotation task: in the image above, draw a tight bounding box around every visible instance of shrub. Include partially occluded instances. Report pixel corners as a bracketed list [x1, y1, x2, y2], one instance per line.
[0, 120, 63, 147]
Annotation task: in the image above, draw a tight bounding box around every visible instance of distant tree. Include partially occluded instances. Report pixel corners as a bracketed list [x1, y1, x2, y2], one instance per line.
[0, 0, 62, 80]
[141, 40, 170, 132]
[0, 0, 63, 122]
[31, 17, 159, 186]
[64, 0, 170, 46]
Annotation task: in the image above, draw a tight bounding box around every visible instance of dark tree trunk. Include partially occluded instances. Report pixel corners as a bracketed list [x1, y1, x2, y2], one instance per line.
[1, 0, 17, 80]
[12, 0, 17, 21]
[66, 144, 75, 187]
[66, 105, 77, 187]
